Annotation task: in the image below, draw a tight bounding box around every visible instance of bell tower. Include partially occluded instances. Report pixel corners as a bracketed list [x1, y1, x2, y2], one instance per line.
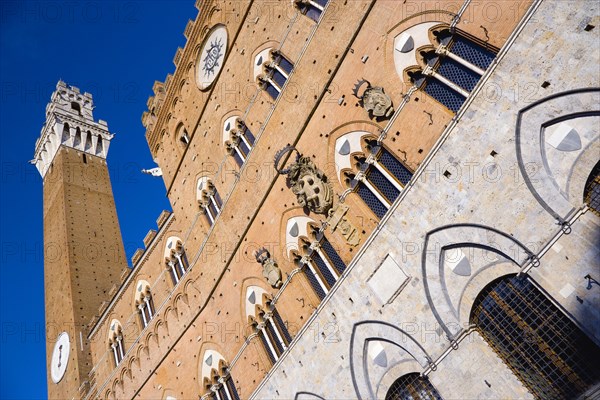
[32, 81, 128, 399]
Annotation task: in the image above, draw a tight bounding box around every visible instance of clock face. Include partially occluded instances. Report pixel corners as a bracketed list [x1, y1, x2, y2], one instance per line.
[196, 25, 228, 90]
[50, 332, 70, 384]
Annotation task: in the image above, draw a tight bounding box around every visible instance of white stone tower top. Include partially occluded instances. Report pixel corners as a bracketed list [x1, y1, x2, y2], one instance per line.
[32, 80, 115, 178]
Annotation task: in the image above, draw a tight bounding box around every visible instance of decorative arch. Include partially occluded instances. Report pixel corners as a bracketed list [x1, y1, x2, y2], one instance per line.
[133, 280, 151, 305]
[333, 130, 414, 219]
[255, 47, 294, 100]
[243, 284, 292, 365]
[392, 22, 443, 85]
[349, 321, 432, 400]
[198, 345, 240, 400]
[134, 280, 155, 329]
[245, 285, 269, 323]
[421, 223, 535, 339]
[283, 212, 347, 300]
[108, 319, 125, 367]
[222, 114, 256, 167]
[284, 215, 318, 257]
[196, 176, 223, 227]
[515, 88, 600, 222]
[395, 22, 497, 113]
[250, 40, 279, 81]
[163, 236, 189, 285]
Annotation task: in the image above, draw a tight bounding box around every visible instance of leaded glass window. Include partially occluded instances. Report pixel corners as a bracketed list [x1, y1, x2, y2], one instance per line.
[471, 275, 600, 400]
[385, 373, 443, 400]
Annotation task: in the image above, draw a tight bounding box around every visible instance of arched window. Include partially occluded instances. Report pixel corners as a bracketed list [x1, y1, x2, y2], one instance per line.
[164, 236, 189, 285]
[286, 216, 346, 300]
[223, 116, 256, 167]
[471, 275, 600, 399]
[584, 160, 600, 216]
[246, 286, 292, 364]
[108, 320, 125, 367]
[197, 177, 223, 227]
[406, 27, 497, 113]
[257, 50, 294, 100]
[71, 101, 81, 114]
[200, 350, 240, 400]
[336, 132, 413, 219]
[134, 280, 155, 329]
[385, 373, 443, 400]
[176, 123, 190, 147]
[293, 0, 329, 22]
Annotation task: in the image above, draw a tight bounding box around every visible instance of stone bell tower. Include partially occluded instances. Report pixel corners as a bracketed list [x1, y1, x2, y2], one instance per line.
[32, 81, 128, 399]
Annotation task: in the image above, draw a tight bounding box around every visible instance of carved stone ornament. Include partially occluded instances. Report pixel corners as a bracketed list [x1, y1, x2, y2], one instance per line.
[255, 248, 283, 288]
[352, 79, 394, 119]
[327, 203, 361, 246]
[274, 146, 334, 215]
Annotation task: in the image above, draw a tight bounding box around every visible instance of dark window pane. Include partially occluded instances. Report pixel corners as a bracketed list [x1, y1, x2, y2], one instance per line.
[259, 330, 276, 364]
[306, 6, 321, 21]
[278, 57, 294, 74]
[437, 57, 481, 91]
[356, 181, 387, 219]
[264, 320, 284, 356]
[424, 77, 466, 113]
[311, 252, 337, 288]
[378, 148, 413, 186]
[321, 237, 346, 275]
[303, 266, 326, 300]
[366, 167, 400, 205]
[450, 35, 495, 70]
[272, 308, 292, 344]
[266, 83, 279, 100]
[272, 69, 287, 88]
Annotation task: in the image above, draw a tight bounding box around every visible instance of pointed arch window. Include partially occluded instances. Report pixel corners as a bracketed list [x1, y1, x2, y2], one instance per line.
[471, 275, 600, 399]
[200, 351, 240, 400]
[223, 116, 256, 167]
[257, 50, 294, 100]
[246, 286, 292, 364]
[294, 0, 329, 22]
[385, 373, 443, 400]
[135, 281, 155, 329]
[287, 217, 346, 301]
[407, 27, 497, 113]
[337, 133, 413, 219]
[197, 177, 223, 227]
[164, 237, 189, 285]
[108, 320, 125, 367]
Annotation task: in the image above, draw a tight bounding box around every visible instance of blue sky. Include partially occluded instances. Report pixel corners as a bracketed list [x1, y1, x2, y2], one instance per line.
[0, 1, 195, 398]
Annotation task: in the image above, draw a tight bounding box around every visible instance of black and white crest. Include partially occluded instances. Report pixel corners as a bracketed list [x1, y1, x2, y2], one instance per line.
[202, 38, 224, 78]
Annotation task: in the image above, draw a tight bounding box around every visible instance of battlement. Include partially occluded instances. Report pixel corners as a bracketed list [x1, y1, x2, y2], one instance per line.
[32, 81, 115, 178]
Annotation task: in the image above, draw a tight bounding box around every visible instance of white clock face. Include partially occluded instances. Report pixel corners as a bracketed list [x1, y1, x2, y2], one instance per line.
[50, 332, 70, 384]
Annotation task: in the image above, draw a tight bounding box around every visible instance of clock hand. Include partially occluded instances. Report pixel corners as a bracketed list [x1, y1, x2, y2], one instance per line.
[58, 345, 62, 368]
